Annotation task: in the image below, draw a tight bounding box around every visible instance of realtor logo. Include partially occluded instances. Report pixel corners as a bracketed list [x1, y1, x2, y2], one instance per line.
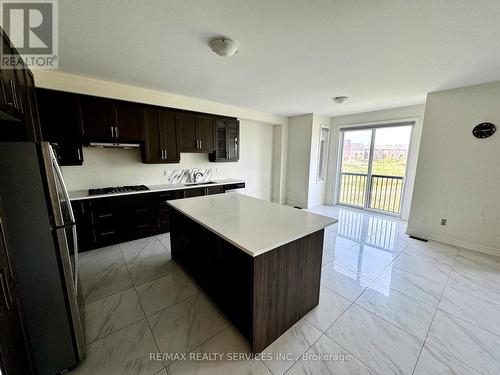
[1, 0, 58, 68]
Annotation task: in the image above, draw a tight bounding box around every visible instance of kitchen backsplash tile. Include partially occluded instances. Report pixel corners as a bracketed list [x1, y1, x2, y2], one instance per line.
[167, 169, 212, 184]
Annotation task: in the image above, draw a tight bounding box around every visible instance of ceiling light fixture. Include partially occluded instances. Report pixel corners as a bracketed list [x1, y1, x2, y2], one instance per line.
[209, 37, 238, 57]
[332, 96, 349, 104]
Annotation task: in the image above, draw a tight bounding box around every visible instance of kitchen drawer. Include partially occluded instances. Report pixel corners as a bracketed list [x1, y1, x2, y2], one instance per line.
[206, 185, 224, 195]
[184, 187, 206, 198]
[223, 182, 245, 192]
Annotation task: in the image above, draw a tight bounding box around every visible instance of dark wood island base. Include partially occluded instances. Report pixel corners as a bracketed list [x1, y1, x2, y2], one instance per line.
[169, 207, 324, 352]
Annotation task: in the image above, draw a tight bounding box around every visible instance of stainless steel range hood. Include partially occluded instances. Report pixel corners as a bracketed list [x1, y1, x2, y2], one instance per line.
[88, 142, 140, 149]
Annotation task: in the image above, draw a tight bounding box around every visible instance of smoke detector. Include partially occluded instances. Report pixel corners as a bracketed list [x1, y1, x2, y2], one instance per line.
[209, 37, 238, 57]
[332, 96, 349, 104]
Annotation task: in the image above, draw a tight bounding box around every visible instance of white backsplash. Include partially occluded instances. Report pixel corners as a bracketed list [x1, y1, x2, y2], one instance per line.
[166, 168, 213, 184]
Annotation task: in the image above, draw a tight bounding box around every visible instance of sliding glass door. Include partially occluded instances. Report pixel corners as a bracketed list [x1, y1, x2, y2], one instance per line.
[337, 123, 413, 215]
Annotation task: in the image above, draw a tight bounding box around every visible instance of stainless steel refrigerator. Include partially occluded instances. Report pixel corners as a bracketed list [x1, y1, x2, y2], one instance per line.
[0, 142, 85, 374]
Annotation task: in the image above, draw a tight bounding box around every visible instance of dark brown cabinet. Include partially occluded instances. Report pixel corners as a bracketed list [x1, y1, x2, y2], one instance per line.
[0, 199, 34, 375]
[183, 187, 206, 198]
[170, 205, 324, 353]
[80, 96, 141, 143]
[73, 194, 159, 249]
[156, 190, 183, 232]
[37, 89, 84, 166]
[210, 119, 239, 162]
[21, 84, 240, 164]
[170, 209, 253, 344]
[0, 43, 23, 119]
[0, 27, 41, 142]
[79, 96, 112, 141]
[72, 182, 244, 251]
[179, 113, 215, 152]
[206, 185, 224, 195]
[141, 107, 180, 163]
[114, 101, 141, 141]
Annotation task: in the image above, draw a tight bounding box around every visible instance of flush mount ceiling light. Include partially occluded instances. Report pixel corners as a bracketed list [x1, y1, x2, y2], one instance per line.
[209, 37, 238, 57]
[332, 96, 349, 104]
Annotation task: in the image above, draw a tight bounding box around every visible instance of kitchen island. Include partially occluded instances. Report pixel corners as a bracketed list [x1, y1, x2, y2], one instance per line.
[168, 193, 337, 352]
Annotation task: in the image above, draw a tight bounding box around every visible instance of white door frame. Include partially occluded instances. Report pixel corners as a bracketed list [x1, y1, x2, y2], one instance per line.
[334, 120, 416, 217]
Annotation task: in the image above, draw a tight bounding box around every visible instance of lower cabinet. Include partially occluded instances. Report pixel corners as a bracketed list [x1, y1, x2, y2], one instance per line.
[183, 187, 206, 198]
[170, 208, 253, 342]
[156, 190, 184, 232]
[72, 184, 241, 252]
[72, 194, 161, 250]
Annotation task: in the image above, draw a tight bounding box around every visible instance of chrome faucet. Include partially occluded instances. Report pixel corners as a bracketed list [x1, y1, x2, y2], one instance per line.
[193, 171, 204, 183]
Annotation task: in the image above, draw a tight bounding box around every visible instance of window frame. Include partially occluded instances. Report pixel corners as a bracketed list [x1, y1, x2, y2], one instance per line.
[317, 126, 330, 182]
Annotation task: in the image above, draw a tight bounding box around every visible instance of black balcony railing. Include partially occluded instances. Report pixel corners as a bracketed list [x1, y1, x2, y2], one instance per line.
[339, 172, 404, 214]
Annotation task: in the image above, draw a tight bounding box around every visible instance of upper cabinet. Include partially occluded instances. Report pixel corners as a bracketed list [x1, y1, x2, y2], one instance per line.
[37, 88, 84, 166]
[0, 28, 41, 142]
[0, 42, 23, 121]
[179, 113, 215, 152]
[210, 119, 240, 162]
[114, 101, 141, 141]
[141, 107, 180, 163]
[80, 96, 141, 143]
[27, 86, 240, 165]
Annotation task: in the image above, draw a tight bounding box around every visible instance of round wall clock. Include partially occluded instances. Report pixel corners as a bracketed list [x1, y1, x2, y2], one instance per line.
[472, 122, 496, 139]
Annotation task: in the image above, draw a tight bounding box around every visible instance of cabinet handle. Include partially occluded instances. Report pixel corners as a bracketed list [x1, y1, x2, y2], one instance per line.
[164, 149, 167, 159]
[226, 151, 228, 159]
[77, 148, 82, 161]
[0, 270, 11, 310]
[98, 213, 113, 218]
[200, 140, 202, 149]
[110, 126, 115, 137]
[135, 208, 149, 213]
[0, 217, 14, 278]
[115, 126, 119, 138]
[100, 230, 115, 236]
[15, 82, 22, 111]
[136, 224, 149, 229]
[7, 80, 15, 106]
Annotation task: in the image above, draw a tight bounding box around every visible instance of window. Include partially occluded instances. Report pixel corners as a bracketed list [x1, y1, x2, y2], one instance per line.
[317, 126, 330, 182]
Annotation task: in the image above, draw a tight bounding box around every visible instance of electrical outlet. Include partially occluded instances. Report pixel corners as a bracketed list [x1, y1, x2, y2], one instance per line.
[440, 219, 447, 226]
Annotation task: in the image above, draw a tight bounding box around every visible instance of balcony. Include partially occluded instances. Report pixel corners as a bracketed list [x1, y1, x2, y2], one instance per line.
[338, 172, 404, 214]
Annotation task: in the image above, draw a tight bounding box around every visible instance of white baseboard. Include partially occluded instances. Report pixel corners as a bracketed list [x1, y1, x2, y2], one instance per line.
[406, 230, 500, 257]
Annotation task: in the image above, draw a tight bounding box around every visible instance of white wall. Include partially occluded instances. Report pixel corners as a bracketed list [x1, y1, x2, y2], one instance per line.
[285, 114, 313, 208]
[408, 82, 500, 255]
[328, 104, 425, 220]
[308, 115, 331, 208]
[61, 119, 274, 199]
[33, 71, 282, 201]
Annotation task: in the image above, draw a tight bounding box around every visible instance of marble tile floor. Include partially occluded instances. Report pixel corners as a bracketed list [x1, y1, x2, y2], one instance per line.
[71, 206, 500, 375]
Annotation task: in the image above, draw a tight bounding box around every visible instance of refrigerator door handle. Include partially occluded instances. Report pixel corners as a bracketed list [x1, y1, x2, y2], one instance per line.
[48, 145, 80, 290]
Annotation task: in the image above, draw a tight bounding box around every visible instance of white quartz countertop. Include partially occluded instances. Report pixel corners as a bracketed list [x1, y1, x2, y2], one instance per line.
[167, 193, 337, 257]
[68, 179, 245, 201]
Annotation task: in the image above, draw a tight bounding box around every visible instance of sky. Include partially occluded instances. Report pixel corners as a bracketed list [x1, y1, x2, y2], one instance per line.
[344, 126, 412, 146]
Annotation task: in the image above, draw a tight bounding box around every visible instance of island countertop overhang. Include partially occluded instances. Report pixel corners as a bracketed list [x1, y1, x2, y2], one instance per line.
[167, 193, 337, 257]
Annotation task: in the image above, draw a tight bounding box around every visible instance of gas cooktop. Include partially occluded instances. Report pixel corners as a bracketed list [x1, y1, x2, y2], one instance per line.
[88, 185, 150, 196]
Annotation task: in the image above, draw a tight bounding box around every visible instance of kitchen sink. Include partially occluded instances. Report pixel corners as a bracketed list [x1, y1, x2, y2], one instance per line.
[183, 181, 217, 186]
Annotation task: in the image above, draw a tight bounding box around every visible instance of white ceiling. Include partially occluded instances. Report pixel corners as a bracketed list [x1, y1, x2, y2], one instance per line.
[58, 0, 500, 116]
